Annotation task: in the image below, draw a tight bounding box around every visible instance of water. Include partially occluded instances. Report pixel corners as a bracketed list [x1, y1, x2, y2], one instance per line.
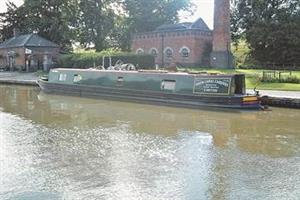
[0, 85, 299, 200]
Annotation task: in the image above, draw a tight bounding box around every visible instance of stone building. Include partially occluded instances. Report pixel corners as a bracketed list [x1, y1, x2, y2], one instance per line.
[0, 33, 60, 72]
[132, 0, 234, 69]
[131, 18, 213, 67]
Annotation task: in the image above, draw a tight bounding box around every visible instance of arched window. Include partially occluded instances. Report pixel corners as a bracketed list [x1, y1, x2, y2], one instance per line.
[136, 48, 144, 55]
[149, 48, 158, 57]
[164, 47, 173, 58]
[179, 47, 190, 58]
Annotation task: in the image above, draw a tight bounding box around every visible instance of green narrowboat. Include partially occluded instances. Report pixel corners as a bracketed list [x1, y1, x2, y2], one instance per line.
[37, 68, 262, 109]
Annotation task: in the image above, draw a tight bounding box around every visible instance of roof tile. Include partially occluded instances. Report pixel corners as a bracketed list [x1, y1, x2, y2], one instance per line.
[0, 34, 59, 49]
[155, 18, 210, 32]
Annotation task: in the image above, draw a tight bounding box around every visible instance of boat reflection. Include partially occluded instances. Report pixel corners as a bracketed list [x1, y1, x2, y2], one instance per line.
[0, 85, 300, 199]
[0, 85, 299, 157]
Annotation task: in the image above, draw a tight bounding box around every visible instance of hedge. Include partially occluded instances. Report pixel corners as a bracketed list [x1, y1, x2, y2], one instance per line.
[58, 52, 155, 69]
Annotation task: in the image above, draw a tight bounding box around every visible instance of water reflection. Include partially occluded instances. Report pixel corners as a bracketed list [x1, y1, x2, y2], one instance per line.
[0, 85, 299, 157]
[0, 85, 300, 200]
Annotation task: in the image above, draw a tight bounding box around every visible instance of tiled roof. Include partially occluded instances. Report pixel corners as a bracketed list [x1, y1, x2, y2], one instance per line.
[155, 18, 210, 32]
[155, 23, 193, 31]
[0, 33, 59, 49]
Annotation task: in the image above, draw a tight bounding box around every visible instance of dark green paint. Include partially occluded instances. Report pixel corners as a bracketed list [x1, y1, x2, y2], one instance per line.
[49, 69, 241, 96]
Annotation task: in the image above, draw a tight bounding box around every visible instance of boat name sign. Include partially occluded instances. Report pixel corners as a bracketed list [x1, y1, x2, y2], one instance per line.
[194, 78, 231, 95]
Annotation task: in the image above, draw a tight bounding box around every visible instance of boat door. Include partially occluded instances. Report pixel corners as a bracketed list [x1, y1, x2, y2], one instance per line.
[8, 56, 14, 71]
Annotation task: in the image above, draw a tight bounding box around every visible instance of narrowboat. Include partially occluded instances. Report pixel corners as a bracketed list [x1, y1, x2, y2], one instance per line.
[37, 68, 262, 109]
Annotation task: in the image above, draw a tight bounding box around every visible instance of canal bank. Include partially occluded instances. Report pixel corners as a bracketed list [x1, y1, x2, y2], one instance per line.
[249, 90, 300, 109]
[0, 72, 300, 108]
[261, 96, 300, 109]
[0, 72, 38, 86]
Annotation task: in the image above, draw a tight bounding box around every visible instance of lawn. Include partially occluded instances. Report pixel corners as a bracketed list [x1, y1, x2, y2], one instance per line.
[181, 68, 300, 91]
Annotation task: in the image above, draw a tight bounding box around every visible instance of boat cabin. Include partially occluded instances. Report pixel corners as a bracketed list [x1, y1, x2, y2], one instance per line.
[47, 69, 246, 97]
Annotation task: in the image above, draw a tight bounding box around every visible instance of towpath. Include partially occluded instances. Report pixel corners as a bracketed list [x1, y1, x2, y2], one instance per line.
[0, 72, 38, 86]
[247, 89, 300, 99]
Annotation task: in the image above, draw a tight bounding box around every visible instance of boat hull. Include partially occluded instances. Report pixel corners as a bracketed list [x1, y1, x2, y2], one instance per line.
[37, 80, 261, 110]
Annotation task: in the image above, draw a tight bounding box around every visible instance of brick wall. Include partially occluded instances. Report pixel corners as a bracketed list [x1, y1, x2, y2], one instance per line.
[132, 30, 213, 67]
[0, 48, 25, 67]
[212, 0, 231, 52]
[210, 0, 234, 69]
[0, 47, 60, 71]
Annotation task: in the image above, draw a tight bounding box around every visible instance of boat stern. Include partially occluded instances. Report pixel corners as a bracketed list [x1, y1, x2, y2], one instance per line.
[241, 96, 262, 109]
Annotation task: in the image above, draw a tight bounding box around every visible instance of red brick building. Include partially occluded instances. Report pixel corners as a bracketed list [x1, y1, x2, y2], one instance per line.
[131, 18, 213, 67]
[0, 33, 60, 72]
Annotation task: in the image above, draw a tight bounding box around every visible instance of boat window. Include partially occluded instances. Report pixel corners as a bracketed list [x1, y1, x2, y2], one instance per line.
[234, 74, 246, 94]
[117, 77, 124, 86]
[73, 74, 82, 83]
[59, 73, 67, 81]
[231, 79, 236, 95]
[161, 80, 176, 91]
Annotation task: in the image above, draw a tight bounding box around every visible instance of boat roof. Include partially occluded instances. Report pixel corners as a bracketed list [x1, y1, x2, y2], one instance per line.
[52, 68, 240, 77]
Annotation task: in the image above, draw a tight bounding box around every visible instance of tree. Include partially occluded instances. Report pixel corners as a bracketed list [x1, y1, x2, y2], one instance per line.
[76, 0, 118, 52]
[0, 0, 194, 52]
[123, 0, 193, 33]
[116, 0, 193, 50]
[23, 0, 78, 51]
[0, 1, 27, 42]
[231, 0, 300, 65]
[0, 0, 78, 51]
[110, 15, 132, 51]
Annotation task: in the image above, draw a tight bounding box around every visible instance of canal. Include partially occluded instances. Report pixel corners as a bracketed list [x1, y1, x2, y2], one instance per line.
[0, 85, 299, 200]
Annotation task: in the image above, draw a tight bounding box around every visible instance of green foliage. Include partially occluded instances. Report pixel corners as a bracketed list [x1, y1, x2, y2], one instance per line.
[0, 0, 193, 52]
[232, 40, 253, 67]
[76, 0, 117, 52]
[0, 1, 26, 42]
[231, 0, 300, 65]
[124, 0, 193, 33]
[0, 0, 77, 51]
[59, 51, 155, 69]
[110, 16, 133, 51]
[117, 0, 193, 50]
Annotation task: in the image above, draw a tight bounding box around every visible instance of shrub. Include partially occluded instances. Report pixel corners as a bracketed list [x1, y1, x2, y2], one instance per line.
[58, 52, 155, 69]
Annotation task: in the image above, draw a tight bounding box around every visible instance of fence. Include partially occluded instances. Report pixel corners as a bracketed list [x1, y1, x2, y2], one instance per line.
[240, 63, 300, 71]
[261, 71, 300, 84]
[262, 63, 300, 71]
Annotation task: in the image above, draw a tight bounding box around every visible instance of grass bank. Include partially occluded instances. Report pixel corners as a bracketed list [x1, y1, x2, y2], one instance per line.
[182, 68, 300, 91]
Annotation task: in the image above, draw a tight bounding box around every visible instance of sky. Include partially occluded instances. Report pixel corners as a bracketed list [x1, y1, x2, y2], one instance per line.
[180, 0, 214, 29]
[0, 0, 214, 29]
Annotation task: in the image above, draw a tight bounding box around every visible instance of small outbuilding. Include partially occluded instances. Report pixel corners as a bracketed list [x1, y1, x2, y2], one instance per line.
[0, 33, 60, 72]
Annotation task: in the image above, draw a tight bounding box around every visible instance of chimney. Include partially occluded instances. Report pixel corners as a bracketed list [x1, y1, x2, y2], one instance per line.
[13, 28, 20, 37]
[210, 0, 234, 69]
